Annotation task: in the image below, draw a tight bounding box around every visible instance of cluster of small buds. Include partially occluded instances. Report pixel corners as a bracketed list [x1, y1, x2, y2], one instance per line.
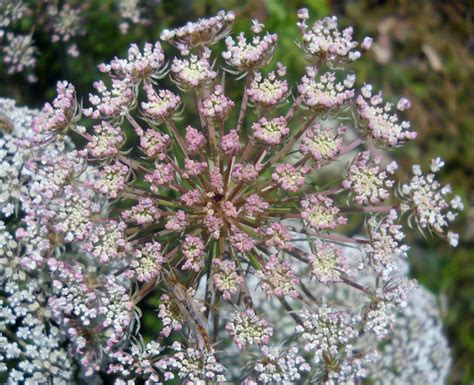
[298, 69, 355, 110]
[258, 254, 300, 298]
[300, 123, 346, 162]
[307, 239, 348, 283]
[212, 259, 244, 301]
[137, 128, 169, 158]
[181, 235, 205, 271]
[185, 125, 206, 153]
[232, 162, 259, 182]
[356, 84, 417, 147]
[301, 193, 347, 231]
[33, 81, 77, 139]
[343, 151, 395, 205]
[366, 210, 409, 275]
[200, 84, 234, 121]
[246, 346, 311, 384]
[272, 163, 310, 192]
[400, 159, 463, 245]
[85, 121, 124, 158]
[219, 129, 241, 155]
[122, 198, 161, 225]
[108, 340, 164, 384]
[247, 64, 288, 107]
[252, 115, 289, 145]
[100, 42, 166, 83]
[225, 308, 273, 350]
[142, 83, 181, 122]
[2, 33, 37, 80]
[229, 225, 254, 253]
[171, 48, 217, 89]
[183, 158, 207, 178]
[145, 163, 175, 192]
[179, 188, 202, 205]
[242, 193, 269, 215]
[128, 241, 164, 282]
[203, 207, 224, 239]
[297, 12, 366, 65]
[160, 10, 235, 55]
[297, 305, 359, 363]
[48, 3, 84, 47]
[93, 161, 129, 198]
[157, 294, 184, 337]
[223, 30, 278, 71]
[260, 222, 293, 250]
[84, 78, 135, 119]
[82, 220, 130, 264]
[158, 342, 227, 383]
[165, 209, 188, 231]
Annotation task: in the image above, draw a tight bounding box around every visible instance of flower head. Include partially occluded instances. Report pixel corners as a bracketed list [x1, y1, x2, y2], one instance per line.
[24, 9, 461, 383]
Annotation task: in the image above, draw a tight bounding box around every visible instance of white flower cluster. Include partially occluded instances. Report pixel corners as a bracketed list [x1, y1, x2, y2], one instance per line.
[0, 98, 38, 217]
[367, 284, 451, 385]
[401, 159, 463, 246]
[0, 222, 75, 384]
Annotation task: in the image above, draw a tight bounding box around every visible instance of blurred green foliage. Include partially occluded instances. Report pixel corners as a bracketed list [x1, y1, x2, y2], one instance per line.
[0, 0, 472, 383]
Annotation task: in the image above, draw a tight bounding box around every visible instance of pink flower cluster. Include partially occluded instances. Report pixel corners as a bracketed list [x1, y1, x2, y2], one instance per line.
[18, 8, 461, 384]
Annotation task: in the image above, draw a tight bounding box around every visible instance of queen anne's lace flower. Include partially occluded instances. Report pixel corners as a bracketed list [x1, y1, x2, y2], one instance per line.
[158, 342, 227, 383]
[298, 69, 355, 110]
[181, 235, 205, 271]
[272, 163, 309, 192]
[400, 160, 463, 242]
[86, 121, 124, 158]
[301, 193, 347, 230]
[223, 30, 278, 71]
[343, 151, 394, 205]
[2, 33, 37, 79]
[84, 78, 135, 119]
[252, 115, 289, 145]
[307, 239, 347, 283]
[200, 84, 234, 121]
[297, 13, 367, 65]
[33, 80, 78, 138]
[246, 345, 311, 384]
[128, 241, 164, 282]
[258, 254, 300, 298]
[247, 65, 289, 107]
[212, 259, 244, 301]
[366, 210, 409, 275]
[160, 10, 235, 54]
[14, 9, 459, 384]
[171, 48, 217, 89]
[300, 123, 346, 161]
[93, 160, 129, 198]
[225, 308, 273, 350]
[356, 84, 417, 147]
[99, 42, 166, 82]
[141, 83, 181, 122]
